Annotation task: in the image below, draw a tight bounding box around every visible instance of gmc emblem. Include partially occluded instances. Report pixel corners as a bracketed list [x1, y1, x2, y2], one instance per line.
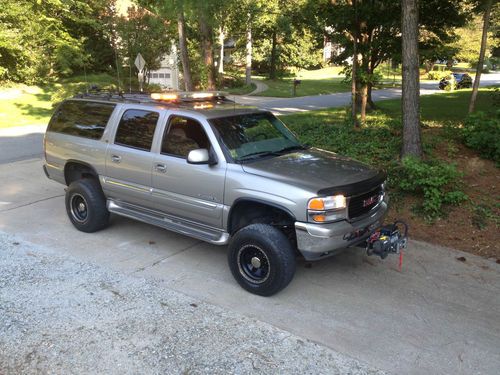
[363, 195, 378, 207]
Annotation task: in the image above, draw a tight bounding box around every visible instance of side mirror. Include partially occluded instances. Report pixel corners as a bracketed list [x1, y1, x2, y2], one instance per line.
[187, 149, 216, 165]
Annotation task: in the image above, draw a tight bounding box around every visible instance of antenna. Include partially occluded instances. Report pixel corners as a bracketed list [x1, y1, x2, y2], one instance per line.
[84, 64, 89, 94]
[129, 58, 132, 94]
[114, 48, 121, 93]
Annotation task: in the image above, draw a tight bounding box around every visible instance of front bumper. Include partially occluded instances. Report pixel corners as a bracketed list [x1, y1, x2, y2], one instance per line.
[295, 198, 388, 261]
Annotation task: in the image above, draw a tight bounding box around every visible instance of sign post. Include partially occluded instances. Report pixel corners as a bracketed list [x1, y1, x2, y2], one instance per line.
[134, 53, 146, 92]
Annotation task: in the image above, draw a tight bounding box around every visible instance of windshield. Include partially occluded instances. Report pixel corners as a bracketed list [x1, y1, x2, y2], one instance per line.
[209, 112, 303, 162]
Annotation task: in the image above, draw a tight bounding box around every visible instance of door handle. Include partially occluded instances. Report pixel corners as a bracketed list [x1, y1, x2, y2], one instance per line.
[155, 163, 167, 173]
[111, 155, 121, 163]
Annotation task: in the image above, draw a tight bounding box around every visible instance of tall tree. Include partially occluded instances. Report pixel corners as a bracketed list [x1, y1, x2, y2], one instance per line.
[198, 12, 216, 90]
[401, 0, 423, 158]
[316, 0, 468, 116]
[177, 7, 193, 90]
[245, 15, 253, 85]
[138, 0, 194, 90]
[469, 0, 493, 113]
[115, 6, 173, 84]
[0, 0, 115, 83]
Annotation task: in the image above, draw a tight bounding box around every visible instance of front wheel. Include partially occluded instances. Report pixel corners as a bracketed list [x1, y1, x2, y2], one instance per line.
[228, 224, 296, 296]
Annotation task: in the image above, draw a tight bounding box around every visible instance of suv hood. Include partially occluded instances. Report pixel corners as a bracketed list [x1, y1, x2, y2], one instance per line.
[241, 148, 381, 195]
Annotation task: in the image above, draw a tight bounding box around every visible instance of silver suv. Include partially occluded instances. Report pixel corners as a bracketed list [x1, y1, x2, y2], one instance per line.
[43, 92, 388, 296]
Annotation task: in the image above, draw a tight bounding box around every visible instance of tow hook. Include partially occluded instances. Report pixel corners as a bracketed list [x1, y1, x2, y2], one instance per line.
[366, 220, 408, 269]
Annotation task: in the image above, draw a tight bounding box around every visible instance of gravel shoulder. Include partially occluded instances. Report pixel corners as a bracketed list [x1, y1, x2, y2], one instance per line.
[0, 232, 384, 375]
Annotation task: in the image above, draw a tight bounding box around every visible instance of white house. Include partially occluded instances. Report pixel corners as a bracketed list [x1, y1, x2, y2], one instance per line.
[148, 45, 179, 90]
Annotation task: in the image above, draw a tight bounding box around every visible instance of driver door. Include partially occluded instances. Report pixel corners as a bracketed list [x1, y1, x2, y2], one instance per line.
[151, 115, 226, 228]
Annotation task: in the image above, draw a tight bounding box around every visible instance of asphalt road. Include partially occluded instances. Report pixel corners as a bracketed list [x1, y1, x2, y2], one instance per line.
[0, 159, 499, 374]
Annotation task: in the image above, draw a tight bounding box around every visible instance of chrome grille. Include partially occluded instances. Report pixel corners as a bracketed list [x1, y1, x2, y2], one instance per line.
[348, 185, 383, 220]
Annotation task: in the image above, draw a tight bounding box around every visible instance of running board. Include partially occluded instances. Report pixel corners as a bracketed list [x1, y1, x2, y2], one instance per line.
[107, 200, 230, 245]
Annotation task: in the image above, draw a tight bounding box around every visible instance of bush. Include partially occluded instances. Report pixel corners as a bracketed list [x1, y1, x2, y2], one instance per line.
[462, 110, 500, 164]
[396, 157, 468, 220]
[427, 70, 452, 80]
[443, 75, 456, 91]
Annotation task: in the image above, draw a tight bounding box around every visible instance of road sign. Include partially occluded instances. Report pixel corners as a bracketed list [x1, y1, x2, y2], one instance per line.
[134, 53, 146, 72]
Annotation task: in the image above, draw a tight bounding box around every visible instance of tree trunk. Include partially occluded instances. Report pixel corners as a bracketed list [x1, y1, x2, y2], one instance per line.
[424, 60, 435, 73]
[367, 82, 376, 109]
[177, 10, 193, 91]
[218, 27, 224, 74]
[360, 84, 368, 123]
[469, 0, 492, 114]
[199, 15, 216, 90]
[269, 31, 277, 80]
[351, 0, 359, 127]
[245, 17, 252, 85]
[401, 0, 423, 158]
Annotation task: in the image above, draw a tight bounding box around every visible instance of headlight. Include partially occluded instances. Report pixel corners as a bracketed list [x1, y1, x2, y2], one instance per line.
[308, 195, 346, 210]
[307, 195, 347, 223]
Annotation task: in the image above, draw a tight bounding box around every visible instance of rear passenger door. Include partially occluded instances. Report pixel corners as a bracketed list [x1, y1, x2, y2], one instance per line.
[151, 115, 226, 228]
[103, 108, 160, 208]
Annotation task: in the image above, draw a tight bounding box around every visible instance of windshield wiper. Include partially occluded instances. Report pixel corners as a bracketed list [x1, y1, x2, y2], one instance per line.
[238, 144, 308, 162]
[276, 144, 308, 153]
[238, 150, 282, 161]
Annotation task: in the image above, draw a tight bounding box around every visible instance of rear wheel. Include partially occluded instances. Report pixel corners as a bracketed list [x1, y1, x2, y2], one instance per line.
[228, 224, 296, 296]
[65, 179, 109, 233]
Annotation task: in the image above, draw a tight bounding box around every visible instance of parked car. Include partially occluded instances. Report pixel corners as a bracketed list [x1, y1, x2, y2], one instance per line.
[43, 91, 393, 296]
[439, 73, 473, 90]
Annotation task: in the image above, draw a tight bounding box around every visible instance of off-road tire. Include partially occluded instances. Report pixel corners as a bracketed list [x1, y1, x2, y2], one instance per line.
[65, 178, 109, 233]
[228, 224, 296, 296]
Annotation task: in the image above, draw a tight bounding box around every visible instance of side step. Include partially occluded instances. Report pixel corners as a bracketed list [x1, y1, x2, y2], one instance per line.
[107, 200, 230, 245]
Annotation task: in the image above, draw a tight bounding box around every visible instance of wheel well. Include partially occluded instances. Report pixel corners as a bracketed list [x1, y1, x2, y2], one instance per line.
[228, 200, 296, 236]
[64, 162, 99, 185]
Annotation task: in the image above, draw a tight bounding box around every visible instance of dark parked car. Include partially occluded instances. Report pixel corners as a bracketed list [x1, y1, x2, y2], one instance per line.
[439, 73, 473, 90]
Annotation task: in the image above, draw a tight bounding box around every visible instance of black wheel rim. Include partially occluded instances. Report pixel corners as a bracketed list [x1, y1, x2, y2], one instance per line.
[70, 193, 88, 223]
[237, 244, 270, 284]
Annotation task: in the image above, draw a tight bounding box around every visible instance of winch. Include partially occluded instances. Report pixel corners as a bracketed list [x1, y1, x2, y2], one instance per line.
[366, 221, 408, 266]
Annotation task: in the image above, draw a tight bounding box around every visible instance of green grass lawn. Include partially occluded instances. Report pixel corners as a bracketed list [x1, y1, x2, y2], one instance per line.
[377, 88, 496, 123]
[0, 74, 121, 128]
[280, 87, 497, 128]
[0, 85, 54, 128]
[253, 66, 349, 97]
[226, 83, 256, 95]
[254, 77, 349, 97]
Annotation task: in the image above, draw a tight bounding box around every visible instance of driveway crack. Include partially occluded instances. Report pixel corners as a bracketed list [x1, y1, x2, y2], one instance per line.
[130, 240, 203, 274]
[0, 194, 65, 213]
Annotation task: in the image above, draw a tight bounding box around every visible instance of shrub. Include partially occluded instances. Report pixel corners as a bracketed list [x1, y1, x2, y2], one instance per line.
[396, 157, 468, 220]
[443, 75, 456, 91]
[427, 70, 452, 80]
[462, 110, 500, 164]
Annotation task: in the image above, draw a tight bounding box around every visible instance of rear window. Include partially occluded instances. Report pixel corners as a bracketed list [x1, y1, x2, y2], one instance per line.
[48, 100, 115, 140]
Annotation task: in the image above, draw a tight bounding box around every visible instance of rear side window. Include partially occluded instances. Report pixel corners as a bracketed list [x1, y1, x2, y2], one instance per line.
[48, 101, 115, 140]
[114, 109, 159, 151]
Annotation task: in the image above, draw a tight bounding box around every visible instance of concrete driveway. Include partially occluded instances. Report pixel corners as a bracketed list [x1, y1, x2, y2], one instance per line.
[0, 158, 499, 374]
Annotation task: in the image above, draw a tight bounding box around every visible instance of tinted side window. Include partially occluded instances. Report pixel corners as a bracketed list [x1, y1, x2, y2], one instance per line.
[114, 109, 159, 151]
[48, 101, 115, 140]
[162, 116, 209, 158]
